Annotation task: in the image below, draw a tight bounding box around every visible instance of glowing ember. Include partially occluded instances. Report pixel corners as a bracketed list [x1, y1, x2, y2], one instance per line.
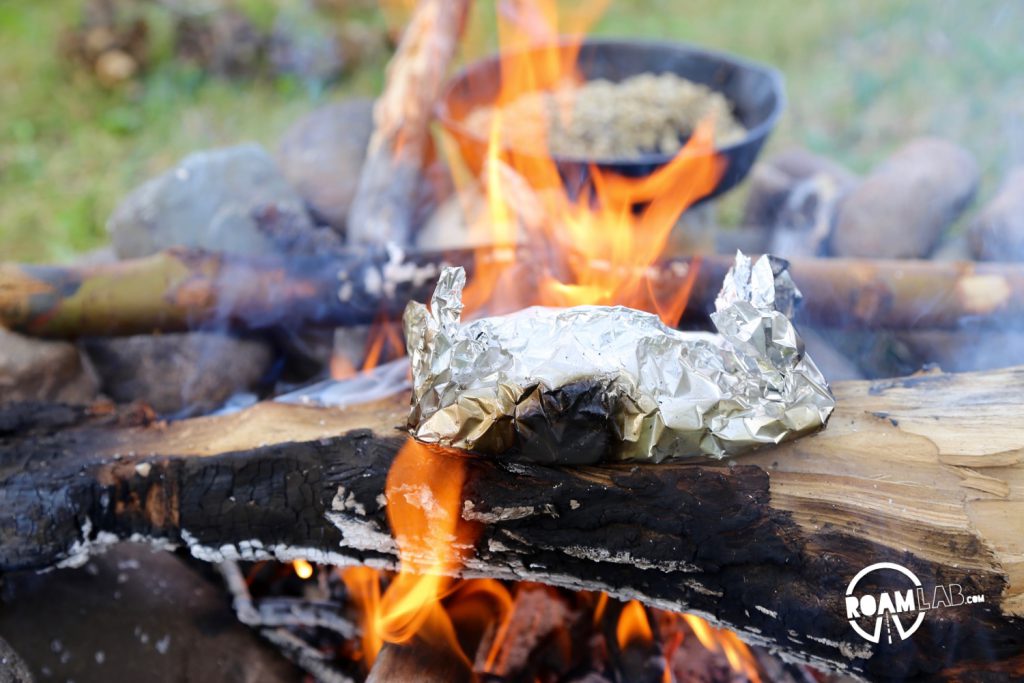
[291, 558, 313, 580]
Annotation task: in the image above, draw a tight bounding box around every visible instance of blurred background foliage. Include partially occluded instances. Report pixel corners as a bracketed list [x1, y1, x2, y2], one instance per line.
[1, 0, 1022, 262]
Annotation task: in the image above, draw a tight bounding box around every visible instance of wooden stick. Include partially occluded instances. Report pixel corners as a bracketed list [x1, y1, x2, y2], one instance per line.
[346, 0, 470, 246]
[3, 248, 1024, 338]
[2, 366, 1023, 679]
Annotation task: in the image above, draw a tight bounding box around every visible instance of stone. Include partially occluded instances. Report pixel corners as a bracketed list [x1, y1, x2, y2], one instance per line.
[742, 147, 857, 228]
[268, 1, 346, 88]
[742, 148, 858, 259]
[968, 167, 1024, 261]
[831, 138, 979, 258]
[0, 329, 99, 406]
[0, 544, 296, 683]
[277, 98, 374, 232]
[81, 332, 273, 416]
[108, 143, 316, 259]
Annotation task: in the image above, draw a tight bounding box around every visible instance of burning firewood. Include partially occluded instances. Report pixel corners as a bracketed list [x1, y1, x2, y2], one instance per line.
[1, 365, 1023, 679]
[2, 247, 1024, 339]
[345, 0, 470, 246]
[472, 584, 576, 678]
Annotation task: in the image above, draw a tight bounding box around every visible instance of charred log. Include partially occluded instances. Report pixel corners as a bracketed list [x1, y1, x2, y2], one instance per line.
[1, 367, 1023, 679]
[3, 248, 1024, 338]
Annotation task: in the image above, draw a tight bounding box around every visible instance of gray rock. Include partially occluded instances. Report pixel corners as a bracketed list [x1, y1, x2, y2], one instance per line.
[277, 98, 375, 232]
[81, 332, 273, 416]
[742, 147, 857, 228]
[742, 148, 858, 259]
[269, 1, 346, 88]
[969, 167, 1024, 261]
[108, 143, 315, 258]
[831, 138, 979, 258]
[0, 544, 296, 683]
[0, 329, 99, 406]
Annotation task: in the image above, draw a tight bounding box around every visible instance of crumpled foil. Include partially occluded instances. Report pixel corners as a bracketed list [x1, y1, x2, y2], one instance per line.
[403, 252, 836, 463]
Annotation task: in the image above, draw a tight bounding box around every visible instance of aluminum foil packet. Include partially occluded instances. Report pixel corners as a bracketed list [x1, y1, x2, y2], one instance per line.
[403, 253, 836, 463]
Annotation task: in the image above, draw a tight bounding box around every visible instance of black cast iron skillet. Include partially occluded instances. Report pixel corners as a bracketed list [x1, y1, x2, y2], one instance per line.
[438, 38, 785, 202]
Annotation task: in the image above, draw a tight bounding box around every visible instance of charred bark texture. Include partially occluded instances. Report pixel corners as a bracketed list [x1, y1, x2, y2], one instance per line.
[2, 367, 1024, 680]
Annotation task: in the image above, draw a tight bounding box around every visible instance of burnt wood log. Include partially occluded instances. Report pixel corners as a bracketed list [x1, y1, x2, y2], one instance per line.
[1, 367, 1023, 679]
[345, 0, 470, 246]
[3, 247, 1024, 338]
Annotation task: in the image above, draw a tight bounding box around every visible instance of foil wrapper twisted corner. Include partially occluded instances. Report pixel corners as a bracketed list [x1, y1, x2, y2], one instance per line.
[403, 253, 836, 464]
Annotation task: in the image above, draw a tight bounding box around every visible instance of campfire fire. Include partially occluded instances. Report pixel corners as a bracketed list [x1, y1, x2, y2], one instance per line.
[291, 0, 768, 680]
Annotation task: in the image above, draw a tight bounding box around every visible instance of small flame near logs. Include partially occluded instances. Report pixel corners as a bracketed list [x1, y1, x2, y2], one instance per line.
[291, 558, 314, 580]
[286, 558, 763, 681]
[617, 600, 654, 649]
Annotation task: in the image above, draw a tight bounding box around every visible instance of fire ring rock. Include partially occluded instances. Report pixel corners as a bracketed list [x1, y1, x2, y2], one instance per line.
[277, 98, 375, 233]
[969, 167, 1024, 262]
[831, 138, 979, 258]
[81, 332, 272, 417]
[108, 144, 315, 259]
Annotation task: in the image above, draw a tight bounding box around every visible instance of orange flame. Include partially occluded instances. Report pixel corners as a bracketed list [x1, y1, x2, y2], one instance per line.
[352, 0, 726, 674]
[449, 0, 722, 323]
[344, 441, 479, 670]
[591, 591, 609, 625]
[340, 566, 383, 665]
[445, 578, 514, 672]
[330, 316, 406, 380]
[681, 613, 761, 683]
[291, 558, 313, 580]
[616, 599, 654, 649]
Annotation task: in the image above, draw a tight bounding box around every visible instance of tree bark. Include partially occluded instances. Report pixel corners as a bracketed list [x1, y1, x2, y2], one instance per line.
[345, 0, 470, 246]
[3, 248, 1023, 338]
[2, 367, 1023, 679]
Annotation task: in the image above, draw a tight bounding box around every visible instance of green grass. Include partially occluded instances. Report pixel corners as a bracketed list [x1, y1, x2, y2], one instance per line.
[0, 0, 387, 262]
[2, 0, 1022, 261]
